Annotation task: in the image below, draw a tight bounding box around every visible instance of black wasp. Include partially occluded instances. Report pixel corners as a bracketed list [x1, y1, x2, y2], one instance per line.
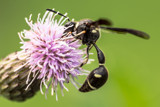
[46, 9, 150, 92]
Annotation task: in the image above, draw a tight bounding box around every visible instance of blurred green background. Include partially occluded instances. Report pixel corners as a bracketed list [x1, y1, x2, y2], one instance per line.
[0, 0, 159, 107]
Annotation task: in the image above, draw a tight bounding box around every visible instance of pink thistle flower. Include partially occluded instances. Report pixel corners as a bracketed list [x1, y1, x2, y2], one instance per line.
[18, 9, 88, 100]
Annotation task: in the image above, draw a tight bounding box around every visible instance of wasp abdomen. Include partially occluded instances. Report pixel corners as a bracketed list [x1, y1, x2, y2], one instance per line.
[79, 65, 108, 92]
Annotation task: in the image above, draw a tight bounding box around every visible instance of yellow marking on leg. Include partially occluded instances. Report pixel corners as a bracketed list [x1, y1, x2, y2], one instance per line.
[94, 74, 102, 78]
[68, 32, 72, 34]
[81, 58, 88, 66]
[74, 31, 86, 38]
[87, 79, 97, 90]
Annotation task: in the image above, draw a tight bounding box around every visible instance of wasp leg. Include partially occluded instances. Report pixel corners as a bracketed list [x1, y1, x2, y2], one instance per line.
[63, 30, 86, 39]
[74, 31, 86, 39]
[62, 31, 72, 38]
[80, 45, 91, 67]
[79, 43, 108, 92]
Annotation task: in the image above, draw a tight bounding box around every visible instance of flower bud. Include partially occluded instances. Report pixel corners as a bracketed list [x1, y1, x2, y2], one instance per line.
[0, 52, 40, 102]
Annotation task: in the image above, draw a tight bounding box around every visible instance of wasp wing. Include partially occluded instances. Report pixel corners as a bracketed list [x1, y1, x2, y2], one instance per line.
[91, 18, 112, 26]
[101, 27, 150, 39]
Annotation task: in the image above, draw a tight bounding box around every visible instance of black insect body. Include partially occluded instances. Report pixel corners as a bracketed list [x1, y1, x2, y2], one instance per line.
[46, 9, 150, 92]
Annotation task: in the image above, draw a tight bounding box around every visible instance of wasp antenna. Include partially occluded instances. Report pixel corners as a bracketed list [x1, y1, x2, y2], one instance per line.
[46, 9, 70, 21]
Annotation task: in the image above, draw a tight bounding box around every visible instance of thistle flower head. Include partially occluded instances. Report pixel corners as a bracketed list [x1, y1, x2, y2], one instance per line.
[18, 9, 87, 100]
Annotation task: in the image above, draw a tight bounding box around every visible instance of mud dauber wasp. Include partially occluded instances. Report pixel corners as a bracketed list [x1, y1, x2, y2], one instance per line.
[46, 9, 150, 92]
